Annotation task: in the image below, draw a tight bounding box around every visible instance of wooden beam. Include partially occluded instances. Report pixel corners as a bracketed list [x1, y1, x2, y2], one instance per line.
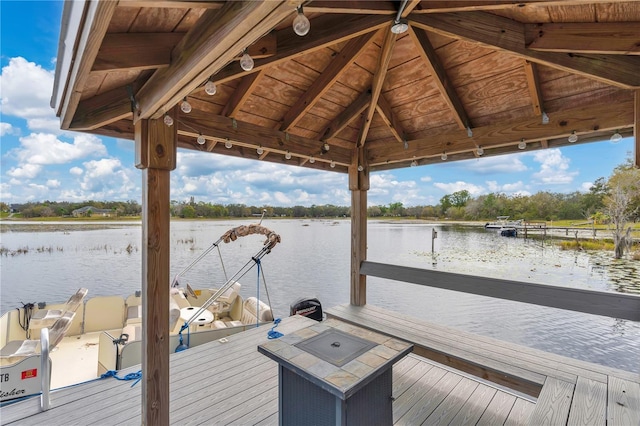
[526, 22, 640, 55]
[134, 1, 294, 121]
[523, 60, 544, 116]
[409, 26, 471, 130]
[92, 33, 184, 72]
[178, 111, 352, 164]
[221, 70, 265, 118]
[633, 90, 640, 168]
[410, 12, 640, 89]
[59, 1, 118, 130]
[367, 99, 635, 164]
[319, 89, 372, 141]
[135, 113, 176, 425]
[118, 0, 224, 8]
[212, 14, 390, 85]
[280, 31, 377, 132]
[375, 94, 403, 143]
[349, 146, 368, 306]
[412, 0, 629, 13]
[361, 261, 640, 321]
[70, 84, 134, 130]
[358, 28, 397, 147]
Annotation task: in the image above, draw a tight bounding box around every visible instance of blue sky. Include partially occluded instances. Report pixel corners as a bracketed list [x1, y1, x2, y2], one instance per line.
[0, 1, 634, 208]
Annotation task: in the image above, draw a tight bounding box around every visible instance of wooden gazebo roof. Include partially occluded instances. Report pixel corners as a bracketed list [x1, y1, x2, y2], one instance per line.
[53, 0, 640, 172]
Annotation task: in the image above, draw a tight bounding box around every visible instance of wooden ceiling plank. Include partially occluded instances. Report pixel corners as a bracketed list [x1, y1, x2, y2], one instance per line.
[71, 84, 135, 130]
[303, 1, 397, 14]
[358, 27, 397, 147]
[410, 11, 640, 89]
[523, 60, 544, 116]
[526, 22, 640, 55]
[409, 26, 471, 130]
[413, 1, 624, 13]
[320, 89, 372, 141]
[60, 1, 119, 129]
[367, 99, 635, 163]
[212, 14, 391, 85]
[221, 70, 265, 118]
[118, 0, 225, 9]
[93, 33, 184, 72]
[280, 31, 378, 132]
[179, 111, 352, 163]
[375, 95, 403, 143]
[134, 1, 295, 122]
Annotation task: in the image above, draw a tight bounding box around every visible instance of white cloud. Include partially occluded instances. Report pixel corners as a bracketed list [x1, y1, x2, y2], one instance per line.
[69, 167, 83, 176]
[46, 179, 61, 188]
[433, 181, 485, 196]
[0, 122, 18, 136]
[580, 182, 593, 192]
[6, 163, 43, 179]
[11, 133, 107, 166]
[274, 192, 291, 204]
[420, 176, 432, 182]
[78, 158, 137, 199]
[531, 149, 578, 185]
[464, 154, 528, 174]
[0, 57, 55, 125]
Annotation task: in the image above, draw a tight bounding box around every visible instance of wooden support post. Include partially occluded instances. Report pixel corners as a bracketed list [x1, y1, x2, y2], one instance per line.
[635, 90, 639, 168]
[135, 107, 177, 425]
[349, 146, 369, 306]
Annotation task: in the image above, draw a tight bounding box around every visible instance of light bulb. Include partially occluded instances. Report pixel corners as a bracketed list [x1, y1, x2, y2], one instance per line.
[467, 126, 473, 138]
[292, 7, 310, 36]
[518, 139, 526, 150]
[441, 152, 447, 161]
[323, 142, 330, 152]
[568, 131, 578, 143]
[181, 98, 192, 114]
[357, 165, 364, 172]
[197, 134, 206, 145]
[285, 150, 291, 160]
[610, 130, 622, 143]
[391, 19, 409, 34]
[163, 114, 173, 127]
[204, 80, 217, 96]
[309, 156, 315, 164]
[256, 146, 264, 155]
[404, 139, 408, 150]
[225, 140, 232, 149]
[541, 111, 550, 124]
[410, 159, 418, 167]
[330, 160, 335, 168]
[477, 146, 484, 156]
[240, 51, 254, 71]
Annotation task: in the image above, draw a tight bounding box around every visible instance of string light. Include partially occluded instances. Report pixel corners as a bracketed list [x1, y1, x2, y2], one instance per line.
[285, 150, 292, 160]
[467, 126, 473, 138]
[240, 50, 254, 71]
[610, 130, 622, 143]
[197, 134, 206, 145]
[256, 146, 264, 155]
[441, 151, 447, 161]
[518, 139, 526, 150]
[225, 139, 233, 149]
[323, 142, 330, 152]
[309, 156, 315, 163]
[204, 79, 217, 96]
[180, 97, 192, 114]
[476, 146, 484, 156]
[163, 114, 174, 127]
[292, 5, 310, 36]
[357, 164, 364, 172]
[410, 158, 418, 167]
[568, 131, 578, 143]
[330, 160, 335, 168]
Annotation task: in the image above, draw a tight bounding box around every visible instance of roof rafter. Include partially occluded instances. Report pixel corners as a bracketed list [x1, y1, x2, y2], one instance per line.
[409, 26, 471, 130]
[212, 14, 391, 85]
[367, 99, 635, 164]
[319, 89, 372, 144]
[221, 70, 265, 118]
[525, 22, 640, 55]
[375, 94, 403, 143]
[280, 31, 378, 132]
[409, 11, 640, 89]
[92, 33, 184, 73]
[523, 60, 544, 116]
[358, 27, 397, 147]
[134, 1, 296, 121]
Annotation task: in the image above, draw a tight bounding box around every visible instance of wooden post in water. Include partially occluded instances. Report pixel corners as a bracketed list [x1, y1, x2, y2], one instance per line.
[350, 146, 369, 306]
[135, 109, 176, 426]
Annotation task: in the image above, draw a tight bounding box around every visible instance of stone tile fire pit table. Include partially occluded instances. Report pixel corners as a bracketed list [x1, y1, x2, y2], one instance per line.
[258, 318, 413, 426]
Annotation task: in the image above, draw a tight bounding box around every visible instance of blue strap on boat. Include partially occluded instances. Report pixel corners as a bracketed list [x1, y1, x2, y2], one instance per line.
[267, 318, 283, 339]
[101, 369, 142, 387]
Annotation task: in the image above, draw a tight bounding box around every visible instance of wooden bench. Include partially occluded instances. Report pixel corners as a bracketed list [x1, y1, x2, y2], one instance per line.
[326, 303, 640, 425]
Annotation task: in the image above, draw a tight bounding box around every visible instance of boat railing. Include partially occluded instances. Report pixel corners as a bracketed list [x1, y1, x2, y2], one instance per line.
[359, 261, 640, 322]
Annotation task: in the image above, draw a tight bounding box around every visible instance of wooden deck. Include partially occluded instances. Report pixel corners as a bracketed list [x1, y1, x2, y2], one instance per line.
[1, 308, 638, 425]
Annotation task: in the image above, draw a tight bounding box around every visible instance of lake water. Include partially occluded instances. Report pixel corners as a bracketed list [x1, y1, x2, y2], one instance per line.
[1, 219, 639, 373]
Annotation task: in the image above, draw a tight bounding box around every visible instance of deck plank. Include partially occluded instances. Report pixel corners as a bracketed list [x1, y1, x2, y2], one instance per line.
[607, 376, 640, 426]
[393, 365, 448, 421]
[448, 383, 498, 426]
[395, 371, 463, 425]
[476, 392, 517, 425]
[528, 377, 575, 425]
[567, 376, 607, 426]
[421, 377, 478, 425]
[505, 397, 536, 425]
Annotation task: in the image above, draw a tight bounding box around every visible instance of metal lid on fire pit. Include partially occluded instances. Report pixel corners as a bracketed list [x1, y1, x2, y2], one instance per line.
[294, 328, 376, 367]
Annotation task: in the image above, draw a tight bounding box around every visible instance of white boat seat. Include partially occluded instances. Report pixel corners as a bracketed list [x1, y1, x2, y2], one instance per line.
[216, 282, 241, 305]
[29, 288, 88, 329]
[241, 297, 273, 324]
[124, 294, 181, 331]
[0, 311, 75, 366]
[211, 320, 227, 330]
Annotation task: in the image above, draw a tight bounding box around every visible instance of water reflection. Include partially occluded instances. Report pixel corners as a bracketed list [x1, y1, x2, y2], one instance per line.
[1, 220, 638, 373]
